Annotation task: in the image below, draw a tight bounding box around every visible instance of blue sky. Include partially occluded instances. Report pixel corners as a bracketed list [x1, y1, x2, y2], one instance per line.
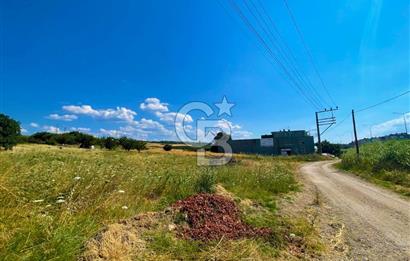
[1, 0, 409, 143]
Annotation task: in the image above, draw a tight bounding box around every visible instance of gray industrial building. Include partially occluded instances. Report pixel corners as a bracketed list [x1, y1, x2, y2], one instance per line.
[226, 130, 315, 155]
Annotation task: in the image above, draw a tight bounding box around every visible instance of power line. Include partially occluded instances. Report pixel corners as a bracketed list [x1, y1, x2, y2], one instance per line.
[243, 0, 322, 108]
[357, 90, 410, 112]
[322, 112, 350, 137]
[282, 0, 337, 107]
[226, 0, 321, 110]
[323, 90, 409, 137]
[247, 0, 329, 109]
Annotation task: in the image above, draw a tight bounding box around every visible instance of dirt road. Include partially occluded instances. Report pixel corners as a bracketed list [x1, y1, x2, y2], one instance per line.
[301, 161, 410, 260]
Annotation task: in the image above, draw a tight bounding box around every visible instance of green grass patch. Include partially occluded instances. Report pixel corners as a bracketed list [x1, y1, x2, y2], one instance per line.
[338, 140, 410, 196]
[0, 144, 313, 259]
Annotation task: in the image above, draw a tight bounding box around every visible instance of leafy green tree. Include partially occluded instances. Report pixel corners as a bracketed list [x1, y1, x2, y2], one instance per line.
[29, 132, 57, 144]
[163, 144, 172, 151]
[320, 140, 342, 157]
[119, 137, 147, 152]
[210, 132, 231, 153]
[102, 137, 118, 150]
[134, 140, 147, 152]
[78, 133, 95, 149]
[0, 114, 21, 150]
[119, 137, 134, 151]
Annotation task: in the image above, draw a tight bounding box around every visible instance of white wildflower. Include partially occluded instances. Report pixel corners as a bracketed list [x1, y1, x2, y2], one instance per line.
[122, 205, 128, 210]
[33, 199, 44, 203]
[56, 199, 65, 203]
[118, 190, 125, 193]
[74, 176, 81, 180]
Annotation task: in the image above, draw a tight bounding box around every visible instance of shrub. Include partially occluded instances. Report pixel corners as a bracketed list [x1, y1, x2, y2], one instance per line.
[119, 137, 147, 152]
[319, 140, 342, 157]
[119, 137, 133, 151]
[135, 140, 147, 152]
[194, 170, 216, 193]
[78, 133, 95, 149]
[102, 137, 118, 150]
[340, 140, 410, 193]
[0, 114, 21, 150]
[163, 144, 172, 151]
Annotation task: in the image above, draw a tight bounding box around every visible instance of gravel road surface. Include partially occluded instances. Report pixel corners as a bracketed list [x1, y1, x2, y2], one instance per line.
[301, 161, 410, 260]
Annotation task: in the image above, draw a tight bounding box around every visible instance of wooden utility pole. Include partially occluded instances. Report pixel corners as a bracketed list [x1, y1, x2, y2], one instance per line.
[315, 112, 322, 154]
[352, 109, 359, 156]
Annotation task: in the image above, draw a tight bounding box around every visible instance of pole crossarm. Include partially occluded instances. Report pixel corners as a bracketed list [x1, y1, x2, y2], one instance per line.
[315, 107, 339, 154]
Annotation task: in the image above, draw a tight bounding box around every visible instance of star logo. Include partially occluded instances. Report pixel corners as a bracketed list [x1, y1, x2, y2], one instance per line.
[215, 96, 235, 117]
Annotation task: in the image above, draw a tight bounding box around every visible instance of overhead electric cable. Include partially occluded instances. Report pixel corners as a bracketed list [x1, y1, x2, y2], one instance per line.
[357, 90, 410, 112]
[283, 0, 337, 107]
[251, 0, 330, 108]
[227, 0, 321, 110]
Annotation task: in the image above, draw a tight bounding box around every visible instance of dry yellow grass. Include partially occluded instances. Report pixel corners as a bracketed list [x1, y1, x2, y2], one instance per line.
[0, 144, 322, 259]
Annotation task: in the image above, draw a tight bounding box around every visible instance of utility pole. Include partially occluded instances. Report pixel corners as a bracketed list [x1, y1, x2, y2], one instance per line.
[393, 112, 408, 134]
[352, 109, 359, 156]
[315, 107, 338, 154]
[315, 112, 321, 153]
[363, 124, 373, 139]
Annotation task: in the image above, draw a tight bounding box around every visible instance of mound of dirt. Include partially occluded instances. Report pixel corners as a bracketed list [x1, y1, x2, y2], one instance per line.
[172, 193, 271, 241]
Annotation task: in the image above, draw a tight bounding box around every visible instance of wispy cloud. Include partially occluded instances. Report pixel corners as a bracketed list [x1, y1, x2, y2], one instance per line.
[30, 122, 39, 128]
[47, 114, 78, 121]
[372, 112, 409, 136]
[155, 111, 193, 124]
[69, 127, 91, 133]
[63, 105, 137, 122]
[43, 125, 61, 133]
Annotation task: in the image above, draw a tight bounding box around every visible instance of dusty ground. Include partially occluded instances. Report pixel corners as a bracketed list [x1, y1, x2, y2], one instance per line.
[300, 161, 410, 260]
[278, 163, 349, 260]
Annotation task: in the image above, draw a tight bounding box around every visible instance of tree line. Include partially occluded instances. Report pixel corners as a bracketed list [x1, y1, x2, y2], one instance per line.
[0, 113, 146, 151]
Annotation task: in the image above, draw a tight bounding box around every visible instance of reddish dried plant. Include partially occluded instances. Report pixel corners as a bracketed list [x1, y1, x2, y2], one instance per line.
[173, 193, 271, 241]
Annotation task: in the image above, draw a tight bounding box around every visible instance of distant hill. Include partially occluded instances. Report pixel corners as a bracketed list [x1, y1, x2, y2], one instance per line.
[347, 132, 410, 147]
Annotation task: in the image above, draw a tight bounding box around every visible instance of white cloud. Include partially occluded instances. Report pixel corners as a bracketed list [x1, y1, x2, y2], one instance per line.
[99, 118, 173, 140]
[99, 127, 151, 140]
[99, 128, 127, 138]
[21, 128, 28, 134]
[49, 99, 252, 142]
[216, 119, 241, 131]
[30, 122, 39, 128]
[43, 125, 61, 133]
[372, 113, 410, 136]
[140, 98, 169, 112]
[63, 105, 137, 122]
[48, 114, 78, 121]
[133, 118, 165, 129]
[69, 127, 91, 133]
[155, 111, 193, 124]
[231, 130, 253, 139]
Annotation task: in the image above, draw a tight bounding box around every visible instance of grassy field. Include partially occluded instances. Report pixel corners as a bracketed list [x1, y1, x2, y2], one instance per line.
[0, 144, 322, 260]
[339, 140, 410, 196]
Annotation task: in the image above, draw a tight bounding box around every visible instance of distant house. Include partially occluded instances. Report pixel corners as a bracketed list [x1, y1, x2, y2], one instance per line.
[224, 130, 314, 156]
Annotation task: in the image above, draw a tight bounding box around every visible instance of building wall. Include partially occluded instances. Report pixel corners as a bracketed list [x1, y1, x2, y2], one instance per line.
[226, 130, 314, 155]
[228, 139, 273, 155]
